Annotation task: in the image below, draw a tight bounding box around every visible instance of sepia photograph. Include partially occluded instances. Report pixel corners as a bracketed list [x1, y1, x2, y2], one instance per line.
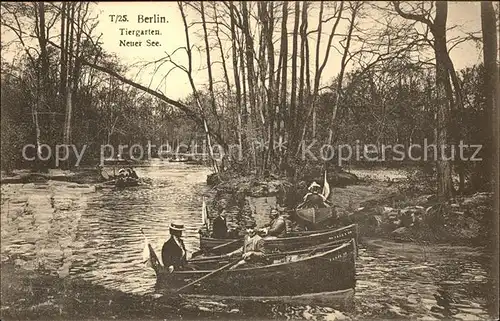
[1, 1, 499, 320]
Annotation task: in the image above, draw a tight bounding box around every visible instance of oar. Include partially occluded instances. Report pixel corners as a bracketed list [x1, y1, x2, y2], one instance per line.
[174, 258, 240, 294]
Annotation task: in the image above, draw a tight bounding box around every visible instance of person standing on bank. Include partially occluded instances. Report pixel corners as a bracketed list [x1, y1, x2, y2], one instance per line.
[161, 223, 187, 273]
[212, 209, 228, 238]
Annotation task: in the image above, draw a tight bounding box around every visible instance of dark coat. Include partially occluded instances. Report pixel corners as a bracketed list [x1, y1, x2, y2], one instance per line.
[303, 192, 328, 209]
[212, 215, 228, 238]
[161, 236, 187, 269]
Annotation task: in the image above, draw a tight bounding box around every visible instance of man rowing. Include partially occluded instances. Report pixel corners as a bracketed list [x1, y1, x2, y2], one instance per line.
[161, 223, 187, 273]
[223, 221, 267, 269]
[212, 209, 228, 239]
[297, 181, 331, 209]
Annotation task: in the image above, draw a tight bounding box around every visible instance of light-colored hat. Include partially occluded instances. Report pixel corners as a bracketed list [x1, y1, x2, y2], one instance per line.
[308, 181, 321, 191]
[169, 223, 185, 231]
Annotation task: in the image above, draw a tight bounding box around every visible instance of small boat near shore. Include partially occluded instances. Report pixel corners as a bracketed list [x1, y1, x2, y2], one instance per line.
[198, 224, 358, 255]
[185, 159, 204, 165]
[148, 239, 356, 310]
[115, 177, 139, 188]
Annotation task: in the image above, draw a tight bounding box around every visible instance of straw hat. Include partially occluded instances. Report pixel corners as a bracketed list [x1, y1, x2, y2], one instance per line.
[308, 181, 321, 191]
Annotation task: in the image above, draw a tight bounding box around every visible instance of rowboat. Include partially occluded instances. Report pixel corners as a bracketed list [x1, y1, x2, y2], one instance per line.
[149, 239, 356, 309]
[115, 177, 139, 188]
[294, 207, 336, 226]
[198, 224, 358, 255]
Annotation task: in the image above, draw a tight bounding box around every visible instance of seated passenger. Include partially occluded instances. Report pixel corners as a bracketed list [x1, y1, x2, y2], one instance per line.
[261, 208, 287, 237]
[161, 223, 187, 273]
[297, 181, 331, 209]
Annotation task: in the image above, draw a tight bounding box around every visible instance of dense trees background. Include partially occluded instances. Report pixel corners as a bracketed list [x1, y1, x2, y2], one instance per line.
[1, 1, 498, 196]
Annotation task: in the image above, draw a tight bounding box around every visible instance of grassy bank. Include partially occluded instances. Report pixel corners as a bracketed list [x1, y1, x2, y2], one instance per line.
[0, 260, 245, 320]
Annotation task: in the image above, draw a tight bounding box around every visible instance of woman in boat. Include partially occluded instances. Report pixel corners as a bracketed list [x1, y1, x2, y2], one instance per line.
[224, 221, 267, 269]
[161, 223, 187, 273]
[297, 181, 331, 209]
[211, 209, 228, 239]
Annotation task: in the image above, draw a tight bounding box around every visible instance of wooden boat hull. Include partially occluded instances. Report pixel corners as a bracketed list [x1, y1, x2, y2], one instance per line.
[185, 159, 204, 165]
[151, 240, 356, 309]
[199, 224, 357, 254]
[295, 207, 336, 226]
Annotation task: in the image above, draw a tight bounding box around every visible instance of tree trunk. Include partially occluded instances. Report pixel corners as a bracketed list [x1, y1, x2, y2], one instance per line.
[63, 3, 75, 149]
[241, 1, 257, 171]
[264, 2, 275, 173]
[434, 1, 452, 201]
[328, 1, 354, 145]
[476, 1, 499, 192]
[278, 1, 289, 173]
[59, 2, 67, 101]
[297, 1, 307, 147]
[480, 3, 499, 315]
[36, 2, 50, 169]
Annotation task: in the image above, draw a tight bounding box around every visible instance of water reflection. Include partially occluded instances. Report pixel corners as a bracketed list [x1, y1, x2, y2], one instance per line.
[356, 240, 490, 319]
